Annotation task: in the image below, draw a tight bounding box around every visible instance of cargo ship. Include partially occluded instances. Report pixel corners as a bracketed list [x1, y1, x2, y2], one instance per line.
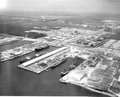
[50, 57, 67, 68]
[35, 44, 49, 52]
[19, 52, 45, 64]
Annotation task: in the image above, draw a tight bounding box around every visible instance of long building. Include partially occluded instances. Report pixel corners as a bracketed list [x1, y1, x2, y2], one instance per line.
[22, 46, 70, 67]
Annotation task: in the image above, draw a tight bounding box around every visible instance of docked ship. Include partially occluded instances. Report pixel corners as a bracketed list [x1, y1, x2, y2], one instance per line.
[19, 52, 45, 64]
[61, 63, 77, 76]
[50, 57, 67, 68]
[35, 44, 49, 52]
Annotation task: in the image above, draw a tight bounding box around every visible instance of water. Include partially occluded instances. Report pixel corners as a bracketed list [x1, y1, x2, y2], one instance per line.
[0, 42, 109, 96]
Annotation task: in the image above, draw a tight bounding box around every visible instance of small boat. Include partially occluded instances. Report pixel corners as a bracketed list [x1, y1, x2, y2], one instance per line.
[26, 56, 31, 60]
[19, 56, 31, 64]
[35, 52, 45, 57]
[61, 69, 69, 76]
[45, 68, 50, 71]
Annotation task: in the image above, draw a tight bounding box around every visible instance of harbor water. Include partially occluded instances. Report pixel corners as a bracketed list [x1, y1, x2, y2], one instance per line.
[0, 40, 112, 96]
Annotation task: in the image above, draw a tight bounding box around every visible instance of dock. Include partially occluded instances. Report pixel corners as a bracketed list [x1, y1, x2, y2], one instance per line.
[21, 46, 70, 67]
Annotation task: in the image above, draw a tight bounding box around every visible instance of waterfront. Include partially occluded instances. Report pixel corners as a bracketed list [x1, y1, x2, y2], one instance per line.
[0, 11, 120, 96]
[1, 30, 120, 97]
[0, 43, 107, 96]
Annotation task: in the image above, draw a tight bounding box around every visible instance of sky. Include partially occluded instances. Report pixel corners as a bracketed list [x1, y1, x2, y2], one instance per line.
[1, 0, 120, 14]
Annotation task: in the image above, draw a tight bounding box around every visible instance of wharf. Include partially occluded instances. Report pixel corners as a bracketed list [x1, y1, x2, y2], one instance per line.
[21, 47, 69, 67]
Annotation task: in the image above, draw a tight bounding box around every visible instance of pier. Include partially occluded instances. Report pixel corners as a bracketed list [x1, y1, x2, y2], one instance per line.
[21, 46, 70, 67]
